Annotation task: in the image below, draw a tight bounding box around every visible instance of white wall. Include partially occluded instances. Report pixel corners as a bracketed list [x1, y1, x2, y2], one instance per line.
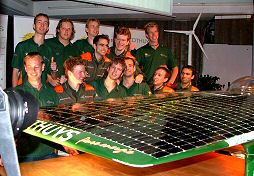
[203, 44, 253, 90]
[129, 28, 148, 49]
[13, 15, 115, 48]
[0, 15, 8, 89]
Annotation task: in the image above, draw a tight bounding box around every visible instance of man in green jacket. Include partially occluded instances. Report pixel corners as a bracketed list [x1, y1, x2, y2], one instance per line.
[55, 57, 96, 104]
[80, 34, 111, 83]
[91, 57, 127, 100]
[16, 52, 59, 162]
[74, 18, 100, 54]
[175, 65, 199, 92]
[106, 26, 143, 83]
[136, 22, 178, 85]
[46, 18, 80, 84]
[12, 13, 56, 87]
[121, 57, 151, 97]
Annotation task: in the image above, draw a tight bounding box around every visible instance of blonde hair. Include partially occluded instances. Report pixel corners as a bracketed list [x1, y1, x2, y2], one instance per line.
[24, 52, 43, 65]
[144, 22, 159, 34]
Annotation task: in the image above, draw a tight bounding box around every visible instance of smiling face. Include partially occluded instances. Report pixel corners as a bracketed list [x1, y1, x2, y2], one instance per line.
[94, 38, 109, 57]
[153, 68, 168, 87]
[86, 21, 100, 38]
[146, 26, 159, 45]
[58, 21, 73, 41]
[108, 63, 124, 80]
[25, 55, 44, 82]
[33, 15, 49, 35]
[68, 64, 86, 85]
[115, 34, 129, 53]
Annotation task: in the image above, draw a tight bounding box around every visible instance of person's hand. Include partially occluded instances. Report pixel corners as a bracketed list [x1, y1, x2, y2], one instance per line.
[63, 146, 79, 156]
[60, 75, 67, 84]
[129, 42, 137, 51]
[135, 74, 144, 84]
[49, 78, 60, 87]
[38, 110, 52, 121]
[71, 103, 83, 112]
[51, 57, 58, 72]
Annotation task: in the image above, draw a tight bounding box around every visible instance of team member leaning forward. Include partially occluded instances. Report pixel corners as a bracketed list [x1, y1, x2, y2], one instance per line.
[55, 56, 96, 104]
[106, 26, 144, 83]
[121, 57, 151, 97]
[91, 57, 127, 100]
[152, 66, 175, 94]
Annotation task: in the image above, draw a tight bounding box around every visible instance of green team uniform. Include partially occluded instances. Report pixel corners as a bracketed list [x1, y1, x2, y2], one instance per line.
[175, 83, 199, 92]
[55, 82, 96, 104]
[16, 81, 59, 107]
[91, 79, 127, 100]
[106, 46, 128, 59]
[151, 85, 165, 94]
[136, 44, 177, 84]
[16, 81, 59, 162]
[81, 52, 111, 83]
[120, 81, 151, 97]
[176, 84, 191, 92]
[151, 85, 174, 94]
[106, 47, 143, 76]
[73, 38, 95, 54]
[45, 37, 80, 77]
[12, 38, 52, 84]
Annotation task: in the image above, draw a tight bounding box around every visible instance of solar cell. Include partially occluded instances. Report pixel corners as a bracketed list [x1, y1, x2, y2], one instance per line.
[25, 92, 254, 167]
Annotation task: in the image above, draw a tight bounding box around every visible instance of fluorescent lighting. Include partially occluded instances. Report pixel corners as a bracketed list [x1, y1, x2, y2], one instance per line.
[215, 15, 252, 19]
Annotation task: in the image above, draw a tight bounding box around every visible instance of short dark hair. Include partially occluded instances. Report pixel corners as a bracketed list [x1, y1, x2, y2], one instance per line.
[181, 65, 196, 76]
[56, 18, 75, 40]
[34, 13, 49, 25]
[109, 57, 126, 71]
[93, 34, 110, 45]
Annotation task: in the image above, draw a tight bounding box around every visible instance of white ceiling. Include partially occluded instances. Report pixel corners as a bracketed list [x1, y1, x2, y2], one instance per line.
[1, 0, 253, 21]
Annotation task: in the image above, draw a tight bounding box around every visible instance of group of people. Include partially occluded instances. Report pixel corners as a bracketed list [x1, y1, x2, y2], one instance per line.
[1, 12, 200, 164]
[12, 13, 199, 100]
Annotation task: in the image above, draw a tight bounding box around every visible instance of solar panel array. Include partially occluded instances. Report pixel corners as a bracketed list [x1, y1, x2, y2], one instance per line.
[40, 92, 254, 158]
